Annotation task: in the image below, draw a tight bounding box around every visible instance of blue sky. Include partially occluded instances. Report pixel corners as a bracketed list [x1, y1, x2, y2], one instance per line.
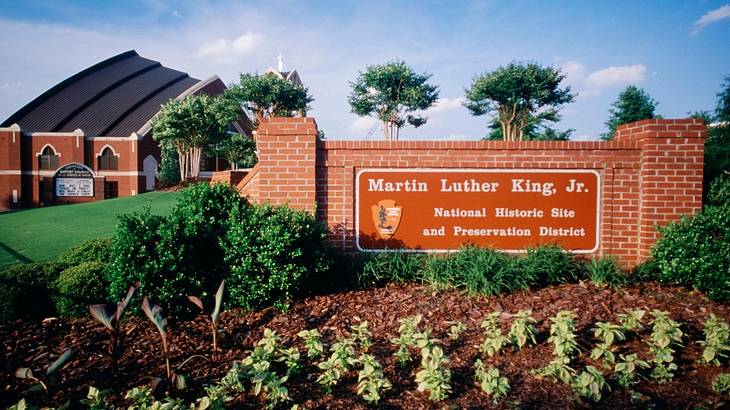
[1, 0, 729, 140]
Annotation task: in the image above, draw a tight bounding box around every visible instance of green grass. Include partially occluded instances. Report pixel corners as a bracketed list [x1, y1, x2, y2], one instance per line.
[0, 191, 180, 270]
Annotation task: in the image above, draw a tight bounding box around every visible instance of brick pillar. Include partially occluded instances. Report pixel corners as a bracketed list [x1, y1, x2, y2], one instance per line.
[254, 117, 318, 213]
[0, 124, 22, 210]
[614, 118, 706, 261]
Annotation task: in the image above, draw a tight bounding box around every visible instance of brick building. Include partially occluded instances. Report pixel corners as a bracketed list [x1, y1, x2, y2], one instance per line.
[0, 50, 251, 211]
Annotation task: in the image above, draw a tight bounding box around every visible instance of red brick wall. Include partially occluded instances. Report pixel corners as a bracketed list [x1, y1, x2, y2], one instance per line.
[0, 126, 22, 210]
[240, 117, 706, 267]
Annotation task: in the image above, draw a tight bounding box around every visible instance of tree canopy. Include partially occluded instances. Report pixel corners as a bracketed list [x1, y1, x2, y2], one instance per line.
[602, 85, 658, 140]
[152, 94, 240, 181]
[700, 74, 730, 194]
[348, 60, 439, 141]
[226, 73, 313, 127]
[464, 62, 574, 142]
[484, 111, 573, 141]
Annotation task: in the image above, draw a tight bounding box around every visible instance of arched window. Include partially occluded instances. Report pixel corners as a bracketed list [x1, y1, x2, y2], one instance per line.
[98, 147, 118, 170]
[38, 146, 59, 170]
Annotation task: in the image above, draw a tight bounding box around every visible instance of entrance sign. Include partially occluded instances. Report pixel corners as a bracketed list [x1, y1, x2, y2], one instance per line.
[55, 163, 94, 197]
[356, 169, 600, 253]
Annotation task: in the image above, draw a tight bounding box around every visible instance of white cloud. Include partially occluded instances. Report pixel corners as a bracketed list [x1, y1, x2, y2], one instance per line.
[193, 31, 264, 59]
[427, 97, 465, 114]
[171, 10, 182, 19]
[692, 4, 730, 35]
[346, 116, 379, 134]
[559, 60, 646, 98]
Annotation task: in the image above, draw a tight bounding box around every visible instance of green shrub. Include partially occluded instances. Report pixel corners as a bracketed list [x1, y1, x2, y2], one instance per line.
[586, 256, 626, 287]
[651, 205, 730, 301]
[223, 203, 330, 310]
[630, 259, 660, 283]
[0, 262, 67, 321]
[55, 261, 110, 317]
[108, 183, 247, 315]
[59, 238, 112, 265]
[708, 174, 730, 206]
[518, 244, 581, 286]
[422, 245, 525, 296]
[357, 251, 424, 287]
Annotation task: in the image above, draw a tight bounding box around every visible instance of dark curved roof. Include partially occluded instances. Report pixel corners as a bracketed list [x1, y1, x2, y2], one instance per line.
[1, 50, 201, 137]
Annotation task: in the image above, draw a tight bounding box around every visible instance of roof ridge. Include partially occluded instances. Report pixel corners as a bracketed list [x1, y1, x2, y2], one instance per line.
[1, 50, 139, 127]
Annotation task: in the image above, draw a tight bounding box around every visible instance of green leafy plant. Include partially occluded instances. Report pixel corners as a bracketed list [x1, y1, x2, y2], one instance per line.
[613, 353, 650, 387]
[316, 336, 357, 393]
[15, 349, 73, 393]
[474, 359, 510, 403]
[277, 347, 301, 378]
[591, 322, 626, 366]
[351, 320, 373, 351]
[58, 238, 112, 265]
[391, 314, 422, 366]
[415, 345, 452, 402]
[447, 321, 467, 341]
[357, 251, 424, 287]
[89, 282, 138, 376]
[712, 372, 730, 395]
[586, 256, 625, 288]
[141, 296, 172, 379]
[572, 366, 610, 402]
[535, 311, 579, 383]
[81, 386, 111, 410]
[0, 261, 66, 321]
[518, 244, 580, 286]
[296, 328, 324, 359]
[197, 364, 245, 409]
[124, 385, 186, 409]
[535, 360, 575, 384]
[697, 313, 730, 366]
[239, 329, 292, 409]
[647, 310, 684, 383]
[618, 309, 645, 333]
[55, 261, 110, 318]
[188, 280, 225, 355]
[356, 353, 392, 404]
[479, 312, 509, 357]
[508, 310, 538, 350]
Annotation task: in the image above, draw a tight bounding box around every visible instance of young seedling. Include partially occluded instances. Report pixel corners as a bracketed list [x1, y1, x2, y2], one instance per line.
[356, 353, 392, 404]
[591, 322, 626, 366]
[572, 366, 610, 402]
[297, 328, 324, 359]
[613, 353, 650, 387]
[351, 320, 373, 351]
[535, 311, 578, 384]
[474, 359, 510, 403]
[15, 349, 73, 393]
[81, 386, 111, 410]
[415, 345, 451, 402]
[188, 280, 225, 356]
[647, 310, 683, 383]
[316, 336, 357, 392]
[712, 372, 730, 395]
[618, 309, 645, 333]
[88, 282, 139, 376]
[141, 296, 171, 379]
[697, 313, 729, 366]
[480, 312, 508, 357]
[447, 321, 466, 341]
[239, 329, 292, 409]
[508, 310, 537, 350]
[390, 314, 422, 366]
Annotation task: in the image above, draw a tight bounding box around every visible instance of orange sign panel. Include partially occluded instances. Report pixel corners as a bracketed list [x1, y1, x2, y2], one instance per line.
[356, 169, 600, 253]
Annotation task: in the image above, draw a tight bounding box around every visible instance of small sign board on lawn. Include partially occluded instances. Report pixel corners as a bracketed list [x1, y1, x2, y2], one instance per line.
[55, 163, 94, 197]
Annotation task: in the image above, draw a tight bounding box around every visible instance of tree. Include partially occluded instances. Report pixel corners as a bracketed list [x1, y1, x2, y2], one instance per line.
[152, 94, 240, 181]
[484, 112, 573, 141]
[602, 85, 658, 140]
[464, 62, 574, 142]
[348, 60, 439, 141]
[226, 73, 313, 127]
[209, 133, 257, 170]
[700, 74, 730, 194]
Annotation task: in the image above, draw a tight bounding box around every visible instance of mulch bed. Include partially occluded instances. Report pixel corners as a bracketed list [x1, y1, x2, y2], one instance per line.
[1, 282, 729, 409]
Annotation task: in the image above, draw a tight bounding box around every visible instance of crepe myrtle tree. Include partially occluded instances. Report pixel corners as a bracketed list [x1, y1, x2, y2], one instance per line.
[226, 72, 314, 127]
[208, 132, 257, 170]
[152, 94, 240, 181]
[464, 62, 574, 142]
[349, 60, 439, 141]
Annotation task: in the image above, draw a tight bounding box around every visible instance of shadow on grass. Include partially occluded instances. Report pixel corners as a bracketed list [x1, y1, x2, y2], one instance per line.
[0, 240, 31, 265]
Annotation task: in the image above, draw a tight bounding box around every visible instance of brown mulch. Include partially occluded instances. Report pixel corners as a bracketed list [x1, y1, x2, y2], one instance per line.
[1, 282, 729, 409]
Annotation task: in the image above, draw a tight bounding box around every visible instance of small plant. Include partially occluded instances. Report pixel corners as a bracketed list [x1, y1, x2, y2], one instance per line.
[81, 386, 111, 410]
[572, 366, 610, 402]
[613, 353, 650, 387]
[535, 361, 575, 384]
[277, 346, 301, 377]
[88, 282, 138, 376]
[447, 320, 466, 340]
[15, 349, 73, 393]
[547, 311, 579, 362]
[647, 310, 683, 383]
[240, 329, 292, 409]
[697, 313, 729, 366]
[591, 322, 626, 366]
[141, 296, 173, 379]
[351, 320, 373, 350]
[474, 359, 510, 403]
[508, 310, 537, 349]
[415, 345, 452, 402]
[356, 353, 392, 404]
[712, 372, 730, 395]
[197, 364, 245, 409]
[297, 328, 325, 359]
[316, 336, 357, 392]
[618, 309, 645, 333]
[586, 256, 625, 287]
[391, 314, 422, 366]
[479, 312, 508, 357]
[125, 385, 186, 409]
[188, 280, 225, 355]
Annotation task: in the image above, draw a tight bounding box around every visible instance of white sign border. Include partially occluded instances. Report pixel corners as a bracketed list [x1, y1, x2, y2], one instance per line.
[354, 168, 602, 254]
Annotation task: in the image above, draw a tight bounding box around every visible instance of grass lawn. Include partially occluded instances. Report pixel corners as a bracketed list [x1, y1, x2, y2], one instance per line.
[0, 191, 180, 270]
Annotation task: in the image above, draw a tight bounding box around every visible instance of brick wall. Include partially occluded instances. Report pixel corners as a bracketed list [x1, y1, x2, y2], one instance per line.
[239, 117, 706, 267]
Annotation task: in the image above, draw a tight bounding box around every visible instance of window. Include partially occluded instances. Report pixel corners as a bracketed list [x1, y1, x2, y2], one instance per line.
[98, 147, 118, 170]
[38, 146, 59, 170]
[104, 181, 118, 199]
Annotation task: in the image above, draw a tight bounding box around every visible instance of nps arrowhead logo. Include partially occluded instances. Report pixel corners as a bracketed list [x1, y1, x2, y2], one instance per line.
[371, 199, 402, 240]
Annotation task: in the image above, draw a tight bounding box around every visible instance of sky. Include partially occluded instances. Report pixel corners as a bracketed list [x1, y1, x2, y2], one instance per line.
[0, 0, 729, 141]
